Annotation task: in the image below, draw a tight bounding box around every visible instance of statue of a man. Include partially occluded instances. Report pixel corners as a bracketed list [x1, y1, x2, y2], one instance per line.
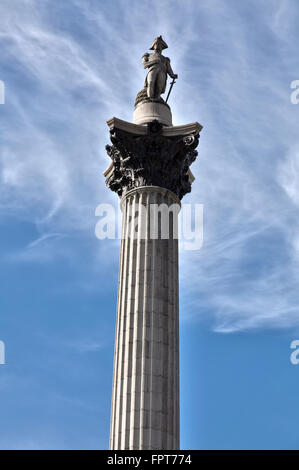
[142, 36, 178, 100]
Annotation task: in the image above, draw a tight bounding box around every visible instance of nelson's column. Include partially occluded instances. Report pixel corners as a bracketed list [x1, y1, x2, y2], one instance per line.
[104, 36, 202, 450]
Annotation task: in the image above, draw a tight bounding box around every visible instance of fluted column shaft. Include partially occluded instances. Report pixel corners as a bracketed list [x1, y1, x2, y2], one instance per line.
[110, 186, 180, 450]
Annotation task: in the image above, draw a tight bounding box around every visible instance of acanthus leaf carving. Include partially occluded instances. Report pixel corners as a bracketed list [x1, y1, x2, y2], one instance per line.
[105, 121, 199, 199]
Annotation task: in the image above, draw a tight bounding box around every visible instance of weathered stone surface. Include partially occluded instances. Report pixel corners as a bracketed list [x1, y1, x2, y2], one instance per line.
[134, 87, 167, 108]
[105, 119, 201, 200]
[133, 101, 172, 126]
[106, 117, 202, 136]
[110, 187, 180, 450]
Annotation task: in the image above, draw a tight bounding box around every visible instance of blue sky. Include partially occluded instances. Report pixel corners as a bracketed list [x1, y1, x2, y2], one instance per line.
[0, 0, 299, 449]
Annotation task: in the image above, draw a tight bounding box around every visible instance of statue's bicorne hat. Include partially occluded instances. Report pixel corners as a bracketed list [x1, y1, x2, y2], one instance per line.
[150, 35, 168, 50]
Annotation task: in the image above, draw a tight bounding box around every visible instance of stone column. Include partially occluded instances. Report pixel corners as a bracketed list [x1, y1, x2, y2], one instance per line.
[104, 118, 202, 450]
[110, 186, 180, 450]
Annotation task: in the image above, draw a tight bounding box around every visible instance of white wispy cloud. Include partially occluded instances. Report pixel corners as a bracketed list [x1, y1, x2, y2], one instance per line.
[175, 0, 299, 332]
[0, 0, 299, 333]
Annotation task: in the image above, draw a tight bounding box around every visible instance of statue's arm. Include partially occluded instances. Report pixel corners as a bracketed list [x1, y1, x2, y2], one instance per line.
[142, 53, 149, 69]
[166, 58, 178, 79]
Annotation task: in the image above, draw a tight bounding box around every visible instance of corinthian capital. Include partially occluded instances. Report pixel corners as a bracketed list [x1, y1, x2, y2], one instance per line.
[104, 118, 202, 200]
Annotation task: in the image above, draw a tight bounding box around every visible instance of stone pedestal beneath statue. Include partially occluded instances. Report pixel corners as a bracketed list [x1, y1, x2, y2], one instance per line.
[133, 101, 172, 126]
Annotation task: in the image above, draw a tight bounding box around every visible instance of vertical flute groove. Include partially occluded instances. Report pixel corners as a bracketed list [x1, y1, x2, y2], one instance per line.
[110, 187, 180, 450]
